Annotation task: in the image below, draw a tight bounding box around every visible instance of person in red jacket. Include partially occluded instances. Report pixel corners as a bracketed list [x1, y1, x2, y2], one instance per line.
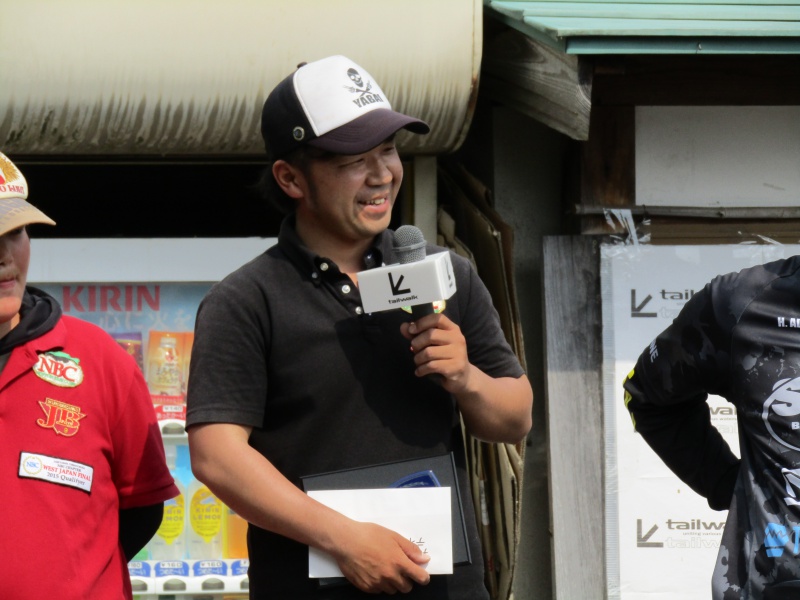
[0, 151, 179, 600]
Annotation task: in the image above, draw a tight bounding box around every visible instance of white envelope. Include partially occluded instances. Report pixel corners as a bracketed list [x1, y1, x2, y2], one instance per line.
[307, 487, 453, 577]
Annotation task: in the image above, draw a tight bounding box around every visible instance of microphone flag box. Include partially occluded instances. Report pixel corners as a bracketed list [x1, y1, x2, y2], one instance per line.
[357, 251, 456, 314]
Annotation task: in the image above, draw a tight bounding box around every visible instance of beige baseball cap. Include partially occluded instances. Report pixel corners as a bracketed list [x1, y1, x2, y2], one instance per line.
[0, 152, 56, 236]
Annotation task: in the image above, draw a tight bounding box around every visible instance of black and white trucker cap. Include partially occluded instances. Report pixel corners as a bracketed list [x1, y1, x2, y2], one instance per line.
[260, 55, 430, 160]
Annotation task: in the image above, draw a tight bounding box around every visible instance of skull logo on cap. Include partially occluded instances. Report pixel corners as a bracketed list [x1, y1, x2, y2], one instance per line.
[345, 68, 371, 96]
[347, 68, 363, 88]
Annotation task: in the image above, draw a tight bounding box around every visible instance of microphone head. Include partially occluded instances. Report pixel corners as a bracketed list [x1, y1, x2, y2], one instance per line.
[393, 225, 427, 264]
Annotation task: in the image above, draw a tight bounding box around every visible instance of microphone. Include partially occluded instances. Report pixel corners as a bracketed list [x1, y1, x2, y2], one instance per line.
[393, 225, 436, 317]
[356, 227, 454, 314]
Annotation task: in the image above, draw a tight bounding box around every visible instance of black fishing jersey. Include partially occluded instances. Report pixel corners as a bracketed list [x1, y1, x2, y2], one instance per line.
[624, 255, 800, 599]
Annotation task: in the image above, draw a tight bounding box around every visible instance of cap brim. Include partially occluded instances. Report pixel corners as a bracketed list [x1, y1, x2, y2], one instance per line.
[308, 108, 430, 156]
[0, 199, 56, 237]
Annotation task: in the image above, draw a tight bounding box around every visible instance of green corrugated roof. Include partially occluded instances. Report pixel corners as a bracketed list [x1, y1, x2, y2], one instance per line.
[484, 1, 800, 53]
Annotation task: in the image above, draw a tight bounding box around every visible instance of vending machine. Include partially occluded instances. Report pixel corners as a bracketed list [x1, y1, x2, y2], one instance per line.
[29, 237, 275, 599]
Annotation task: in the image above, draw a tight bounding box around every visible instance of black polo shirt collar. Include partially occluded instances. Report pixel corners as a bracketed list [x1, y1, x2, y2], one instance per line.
[276, 214, 394, 285]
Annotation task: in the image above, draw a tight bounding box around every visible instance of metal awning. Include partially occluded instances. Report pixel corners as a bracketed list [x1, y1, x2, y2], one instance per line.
[1, 0, 482, 157]
[484, 0, 800, 54]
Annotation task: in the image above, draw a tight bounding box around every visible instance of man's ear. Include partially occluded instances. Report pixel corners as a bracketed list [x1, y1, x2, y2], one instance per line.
[272, 160, 306, 199]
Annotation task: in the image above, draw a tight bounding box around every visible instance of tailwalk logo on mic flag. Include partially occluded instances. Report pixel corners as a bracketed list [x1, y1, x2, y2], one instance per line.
[357, 252, 456, 314]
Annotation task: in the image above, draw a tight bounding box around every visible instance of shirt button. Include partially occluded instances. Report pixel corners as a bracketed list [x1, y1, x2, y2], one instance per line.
[320, 263, 329, 271]
[311, 272, 319, 279]
[341, 284, 351, 294]
[355, 307, 363, 315]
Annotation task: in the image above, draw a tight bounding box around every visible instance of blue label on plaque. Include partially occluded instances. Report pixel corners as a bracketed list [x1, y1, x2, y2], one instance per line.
[389, 470, 441, 488]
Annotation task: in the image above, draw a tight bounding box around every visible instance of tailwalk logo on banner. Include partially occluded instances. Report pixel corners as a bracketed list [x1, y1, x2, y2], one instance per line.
[629, 288, 696, 319]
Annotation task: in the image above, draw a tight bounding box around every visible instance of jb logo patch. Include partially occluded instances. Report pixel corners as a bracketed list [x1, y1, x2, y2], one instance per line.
[37, 398, 85, 437]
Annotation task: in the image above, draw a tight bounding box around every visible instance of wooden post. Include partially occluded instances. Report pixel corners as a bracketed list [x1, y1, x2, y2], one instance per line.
[543, 235, 605, 599]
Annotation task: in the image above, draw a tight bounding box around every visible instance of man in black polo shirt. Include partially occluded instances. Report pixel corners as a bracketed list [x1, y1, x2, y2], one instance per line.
[185, 55, 533, 599]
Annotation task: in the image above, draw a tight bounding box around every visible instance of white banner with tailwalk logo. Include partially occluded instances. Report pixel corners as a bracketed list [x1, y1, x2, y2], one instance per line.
[601, 243, 800, 599]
